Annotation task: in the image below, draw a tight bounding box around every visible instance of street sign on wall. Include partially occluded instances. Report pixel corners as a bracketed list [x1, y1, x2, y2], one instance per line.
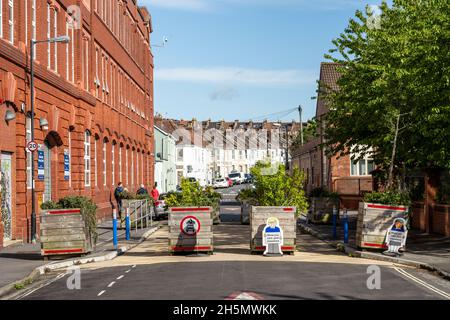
[26, 141, 38, 153]
[64, 149, 70, 181]
[37, 146, 45, 180]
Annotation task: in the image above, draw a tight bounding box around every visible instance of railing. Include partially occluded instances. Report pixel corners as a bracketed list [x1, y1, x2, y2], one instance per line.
[126, 199, 154, 231]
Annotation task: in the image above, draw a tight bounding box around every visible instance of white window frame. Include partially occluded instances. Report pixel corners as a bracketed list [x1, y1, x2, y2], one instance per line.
[126, 148, 129, 185]
[68, 129, 72, 188]
[136, 151, 139, 185]
[131, 150, 134, 186]
[32, 0, 36, 58]
[84, 131, 91, 187]
[66, 22, 69, 80]
[47, 4, 51, 68]
[26, 117, 32, 189]
[119, 146, 122, 182]
[8, 0, 14, 44]
[0, 0, 3, 38]
[71, 27, 75, 82]
[111, 143, 115, 186]
[94, 138, 98, 187]
[54, 9, 58, 73]
[103, 140, 107, 186]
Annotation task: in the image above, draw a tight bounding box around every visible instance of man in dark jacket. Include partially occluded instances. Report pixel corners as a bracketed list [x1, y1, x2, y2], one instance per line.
[137, 184, 148, 195]
[114, 182, 124, 223]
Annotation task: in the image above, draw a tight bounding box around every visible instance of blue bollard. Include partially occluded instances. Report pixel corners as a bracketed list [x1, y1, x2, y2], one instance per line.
[126, 208, 131, 241]
[113, 209, 118, 250]
[343, 209, 349, 244]
[332, 206, 337, 239]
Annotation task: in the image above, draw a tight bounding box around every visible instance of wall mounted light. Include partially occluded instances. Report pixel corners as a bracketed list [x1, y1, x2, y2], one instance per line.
[39, 117, 49, 131]
[5, 110, 16, 122]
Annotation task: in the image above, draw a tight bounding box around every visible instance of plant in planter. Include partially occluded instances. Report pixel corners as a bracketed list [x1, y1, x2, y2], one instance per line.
[237, 161, 308, 254]
[165, 179, 220, 254]
[357, 189, 411, 250]
[308, 187, 340, 224]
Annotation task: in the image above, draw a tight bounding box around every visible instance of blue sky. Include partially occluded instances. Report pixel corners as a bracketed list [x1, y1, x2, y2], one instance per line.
[140, 0, 383, 122]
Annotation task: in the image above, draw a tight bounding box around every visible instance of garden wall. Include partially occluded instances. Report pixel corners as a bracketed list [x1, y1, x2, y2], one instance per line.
[412, 202, 450, 236]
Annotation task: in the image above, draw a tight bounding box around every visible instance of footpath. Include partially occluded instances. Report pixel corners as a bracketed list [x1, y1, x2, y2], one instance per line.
[0, 220, 161, 298]
[298, 212, 450, 280]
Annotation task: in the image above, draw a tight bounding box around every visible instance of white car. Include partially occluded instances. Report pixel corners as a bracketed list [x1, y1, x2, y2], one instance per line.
[228, 172, 245, 185]
[213, 178, 229, 189]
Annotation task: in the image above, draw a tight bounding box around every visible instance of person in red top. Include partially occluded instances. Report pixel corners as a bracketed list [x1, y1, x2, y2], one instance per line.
[151, 183, 160, 202]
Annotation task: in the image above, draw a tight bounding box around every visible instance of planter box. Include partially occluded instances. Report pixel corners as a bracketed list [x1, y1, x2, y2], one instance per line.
[308, 197, 339, 224]
[40, 209, 94, 257]
[250, 206, 296, 254]
[241, 201, 251, 225]
[168, 207, 214, 254]
[356, 202, 409, 250]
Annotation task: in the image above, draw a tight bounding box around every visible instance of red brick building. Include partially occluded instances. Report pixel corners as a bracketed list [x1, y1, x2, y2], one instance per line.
[0, 0, 155, 245]
[291, 63, 373, 209]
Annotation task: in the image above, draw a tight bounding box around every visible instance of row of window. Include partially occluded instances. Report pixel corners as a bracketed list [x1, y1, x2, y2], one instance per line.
[25, 123, 149, 190]
[0, 0, 14, 43]
[94, 0, 149, 71]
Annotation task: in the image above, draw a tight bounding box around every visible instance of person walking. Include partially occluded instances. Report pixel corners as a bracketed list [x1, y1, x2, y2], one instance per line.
[151, 183, 160, 202]
[114, 182, 125, 226]
[137, 184, 149, 195]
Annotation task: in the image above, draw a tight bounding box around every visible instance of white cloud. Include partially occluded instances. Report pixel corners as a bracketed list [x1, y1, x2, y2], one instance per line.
[155, 67, 316, 87]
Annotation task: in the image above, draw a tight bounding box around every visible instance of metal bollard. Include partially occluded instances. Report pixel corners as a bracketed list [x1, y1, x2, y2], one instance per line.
[343, 209, 349, 244]
[113, 209, 118, 250]
[332, 206, 338, 239]
[126, 208, 131, 241]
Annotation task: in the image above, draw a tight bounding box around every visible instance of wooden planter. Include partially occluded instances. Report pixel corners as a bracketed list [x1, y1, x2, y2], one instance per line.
[250, 206, 296, 254]
[168, 207, 214, 254]
[308, 197, 339, 224]
[40, 208, 94, 258]
[356, 202, 409, 250]
[241, 201, 251, 225]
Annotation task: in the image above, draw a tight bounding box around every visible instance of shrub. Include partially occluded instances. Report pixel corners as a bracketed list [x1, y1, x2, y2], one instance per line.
[308, 187, 340, 199]
[364, 190, 411, 206]
[237, 161, 308, 216]
[165, 179, 221, 209]
[41, 196, 98, 243]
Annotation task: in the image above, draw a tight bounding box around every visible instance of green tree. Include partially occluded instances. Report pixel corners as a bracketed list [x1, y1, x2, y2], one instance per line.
[323, 0, 450, 188]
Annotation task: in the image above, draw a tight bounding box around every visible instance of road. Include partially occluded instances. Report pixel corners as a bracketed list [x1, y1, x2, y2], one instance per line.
[15, 185, 450, 300]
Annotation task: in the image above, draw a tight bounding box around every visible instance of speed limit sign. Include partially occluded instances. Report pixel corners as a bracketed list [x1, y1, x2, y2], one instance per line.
[26, 141, 38, 153]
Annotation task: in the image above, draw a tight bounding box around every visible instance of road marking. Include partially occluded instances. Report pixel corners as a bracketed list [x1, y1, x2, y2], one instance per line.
[393, 267, 450, 300]
[125, 269, 131, 273]
[226, 291, 264, 300]
[107, 281, 115, 288]
[17, 272, 67, 300]
[117, 275, 124, 280]
[132, 265, 136, 268]
[98, 290, 106, 296]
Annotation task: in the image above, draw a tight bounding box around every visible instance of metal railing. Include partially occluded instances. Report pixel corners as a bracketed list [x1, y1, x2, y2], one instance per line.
[126, 199, 153, 232]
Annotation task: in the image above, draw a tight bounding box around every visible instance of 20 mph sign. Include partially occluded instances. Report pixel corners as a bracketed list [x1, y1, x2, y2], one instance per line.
[26, 141, 38, 153]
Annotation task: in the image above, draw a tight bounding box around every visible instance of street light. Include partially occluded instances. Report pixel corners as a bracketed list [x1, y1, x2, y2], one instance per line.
[29, 35, 70, 243]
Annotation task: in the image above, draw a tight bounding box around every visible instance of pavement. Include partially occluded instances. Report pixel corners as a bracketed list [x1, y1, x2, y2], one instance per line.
[298, 213, 450, 280]
[0, 219, 161, 298]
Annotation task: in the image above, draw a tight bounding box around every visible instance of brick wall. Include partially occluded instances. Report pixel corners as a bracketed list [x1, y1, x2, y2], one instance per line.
[0, 221, 3, 249]
[0, 0, 154, 242]
[412, 202, 450, 236]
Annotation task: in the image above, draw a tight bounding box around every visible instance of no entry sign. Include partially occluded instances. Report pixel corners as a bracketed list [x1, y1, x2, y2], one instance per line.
[180, 216, 201, 236]
[26, 141, 38, 153]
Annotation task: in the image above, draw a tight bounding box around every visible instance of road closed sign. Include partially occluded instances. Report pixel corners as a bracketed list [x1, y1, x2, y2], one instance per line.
[180, 216, 201, 236]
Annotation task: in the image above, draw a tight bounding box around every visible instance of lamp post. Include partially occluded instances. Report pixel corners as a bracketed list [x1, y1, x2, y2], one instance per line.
[29, 35, 70, 243]
[298, 105, 303, 146]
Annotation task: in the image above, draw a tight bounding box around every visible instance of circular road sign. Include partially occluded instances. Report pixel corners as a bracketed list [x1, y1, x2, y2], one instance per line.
[180, 216, 201, 236]
[26, 141, 38, 153]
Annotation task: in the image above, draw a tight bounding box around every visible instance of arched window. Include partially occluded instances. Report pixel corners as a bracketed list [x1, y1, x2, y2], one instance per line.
[103, 138, 107, 186]
[119, 144, 123, 183]
[111, 141, 116, 186]
[84, 130, 91, 187]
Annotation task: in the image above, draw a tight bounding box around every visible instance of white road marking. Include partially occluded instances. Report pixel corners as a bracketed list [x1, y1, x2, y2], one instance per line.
[125, 270, 131, 273]
[98, 290, 106, 296]
[17, 272, 67, 300]
[393, 267, 450, 299]
[117, 275, 124, 280]
[107, 282, 115, 288]
[132, 265, 136, 268]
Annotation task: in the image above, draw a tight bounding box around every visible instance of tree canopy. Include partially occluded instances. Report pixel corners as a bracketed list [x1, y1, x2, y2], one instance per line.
[323, 0, 450, 186]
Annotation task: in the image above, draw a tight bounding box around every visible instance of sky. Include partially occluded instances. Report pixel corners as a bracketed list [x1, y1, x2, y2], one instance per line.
[140, 0, 385, 122]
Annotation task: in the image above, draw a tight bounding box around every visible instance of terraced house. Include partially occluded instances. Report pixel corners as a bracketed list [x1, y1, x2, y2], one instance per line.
[0, 0, 155, 246]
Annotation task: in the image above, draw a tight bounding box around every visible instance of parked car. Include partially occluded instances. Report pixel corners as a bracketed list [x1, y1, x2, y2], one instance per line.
[228, 172, 245, 185]
[244, 173, 254, 184]
[213, 178, 229, 189]
[225, 177, 233, 187]
[154, 194, 169, 220]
